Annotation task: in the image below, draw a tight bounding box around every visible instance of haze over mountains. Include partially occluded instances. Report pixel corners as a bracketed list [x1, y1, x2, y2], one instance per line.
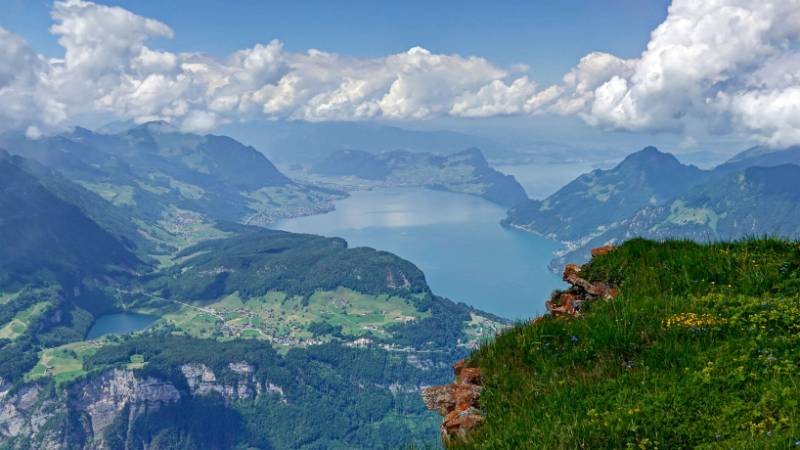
[311, 147, 529, 207]
[2, 116, 800, 448]
[505, 145, 800, 267]
[0, 124, 507, 448]
[5, 0, 800, 447]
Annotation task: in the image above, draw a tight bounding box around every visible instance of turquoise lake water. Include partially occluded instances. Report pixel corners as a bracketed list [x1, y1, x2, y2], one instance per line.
[273, 188, 563, 320]
[85, 312, 158, 340]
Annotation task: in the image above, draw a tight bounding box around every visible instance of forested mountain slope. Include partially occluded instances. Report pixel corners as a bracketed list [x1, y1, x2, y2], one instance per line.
[0, 150, 504, 449]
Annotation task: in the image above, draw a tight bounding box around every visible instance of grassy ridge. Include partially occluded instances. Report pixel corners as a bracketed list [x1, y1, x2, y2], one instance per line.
[463, 238, 800, 449]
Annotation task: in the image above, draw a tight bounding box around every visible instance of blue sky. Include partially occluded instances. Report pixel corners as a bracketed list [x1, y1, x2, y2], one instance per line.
[1, 0, 669, 85]
[0, 1, 795, 157]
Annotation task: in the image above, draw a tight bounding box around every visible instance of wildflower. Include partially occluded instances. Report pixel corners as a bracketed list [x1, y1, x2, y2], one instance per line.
[571, 335, 579, 343]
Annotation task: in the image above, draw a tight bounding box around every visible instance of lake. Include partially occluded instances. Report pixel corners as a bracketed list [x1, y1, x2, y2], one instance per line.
[85, 312, 158, 340]
[273, 188, 563, 319]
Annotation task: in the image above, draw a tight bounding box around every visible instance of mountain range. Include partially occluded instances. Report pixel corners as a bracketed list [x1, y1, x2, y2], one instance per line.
[215, 120, 539, 165]
[0, 126, 505, 449]
[505, 145, 800, 267]
[310, 147, 529, 207]
[0, 122, 343, 256]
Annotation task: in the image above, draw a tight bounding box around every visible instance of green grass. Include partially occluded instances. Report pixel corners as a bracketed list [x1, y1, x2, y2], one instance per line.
[26, 340, 106, 385]
[154, 288, 431, 346]
[461, 238, 800, 449]
[0, 301, 50, 340]
[78, 181, 137, 206]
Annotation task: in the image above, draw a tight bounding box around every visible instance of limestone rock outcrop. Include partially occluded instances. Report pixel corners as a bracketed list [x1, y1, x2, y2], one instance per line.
[181, 362, 286, 403]
[0, 362, 289, 448]
[73, 369, 181, 437]
[546, 246, 619, 317]
[422, 359, 484, 443]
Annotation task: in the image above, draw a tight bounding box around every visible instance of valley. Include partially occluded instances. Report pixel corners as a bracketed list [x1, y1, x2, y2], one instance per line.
[3, 1, 799, 448]
[0, 126, 516, 449]
[3, 121, 799, 449]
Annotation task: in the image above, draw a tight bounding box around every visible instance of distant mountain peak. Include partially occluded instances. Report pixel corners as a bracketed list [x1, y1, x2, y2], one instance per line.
[619, 146, 679, 166]
[133, 120, 177, 134]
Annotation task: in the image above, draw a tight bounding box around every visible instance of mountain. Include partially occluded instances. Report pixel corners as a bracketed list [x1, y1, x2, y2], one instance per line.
[311, 147, 529, 207]
[216, 120, 530, 165]
[431, 238, 800, 447]
[312, 149, 393, 180]
[0, 150, 505, 449]
[0, 124, 341, 254]
[504, 146, 709, 241]
[0, 150, 141, 287]
[552, 164, 800, 266]
[714, 145, 800, 174]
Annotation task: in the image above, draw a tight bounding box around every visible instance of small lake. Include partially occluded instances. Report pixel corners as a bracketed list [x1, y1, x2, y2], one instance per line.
[274, 188, 563, 319]
[86, 312, 158, 340]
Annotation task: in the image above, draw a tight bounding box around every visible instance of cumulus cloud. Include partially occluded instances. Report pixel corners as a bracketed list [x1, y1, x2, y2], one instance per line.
[3, 0, 800, 147]
[0, 0, 526, 132]
[547, 0, 800, 146]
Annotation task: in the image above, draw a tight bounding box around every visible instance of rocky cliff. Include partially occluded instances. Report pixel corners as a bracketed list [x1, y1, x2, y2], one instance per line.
[0, 362, 286, 449]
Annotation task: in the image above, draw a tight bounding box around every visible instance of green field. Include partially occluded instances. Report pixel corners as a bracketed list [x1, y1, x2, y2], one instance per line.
[157, 288, 429, 346]
[0, 301, 50, 340]
[26, 340, 106, 385]
[78, 181, 137, 207]
[134, 206, 232, 265]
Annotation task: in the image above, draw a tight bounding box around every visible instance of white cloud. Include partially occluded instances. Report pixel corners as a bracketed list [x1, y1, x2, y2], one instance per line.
[549, 0, 800, 146]
[3, 0, 800, 148]
[25, 125, 43, 140]
[0, 2, 528, 131]
[451, 77, 538, 117]
[50, 0, 173, 74]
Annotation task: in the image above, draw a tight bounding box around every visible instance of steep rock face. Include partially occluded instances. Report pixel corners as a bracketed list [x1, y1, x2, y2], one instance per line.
[0, 363, 289, 449]
[72, 369, 181, 438]
[181, 362, 286, 403]
[0, 385, 58, 442]
[0, 371, 180, 449]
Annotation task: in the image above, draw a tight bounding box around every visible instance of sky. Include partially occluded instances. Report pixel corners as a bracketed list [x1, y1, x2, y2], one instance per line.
[0, 0, 798, 156]
[0, 0, 670, 85]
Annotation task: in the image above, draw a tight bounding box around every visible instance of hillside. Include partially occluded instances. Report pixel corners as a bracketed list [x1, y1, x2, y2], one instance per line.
[432, 239, 800, 448]
[0, 150, 141, 286]
[0, 124, 341, 253]
[0, 151, 506, 449]
[716, 145, 800, 174]
[553, 164, 800, 267]
[311, 148, 529, 207]
[504, 147, 708, 241]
